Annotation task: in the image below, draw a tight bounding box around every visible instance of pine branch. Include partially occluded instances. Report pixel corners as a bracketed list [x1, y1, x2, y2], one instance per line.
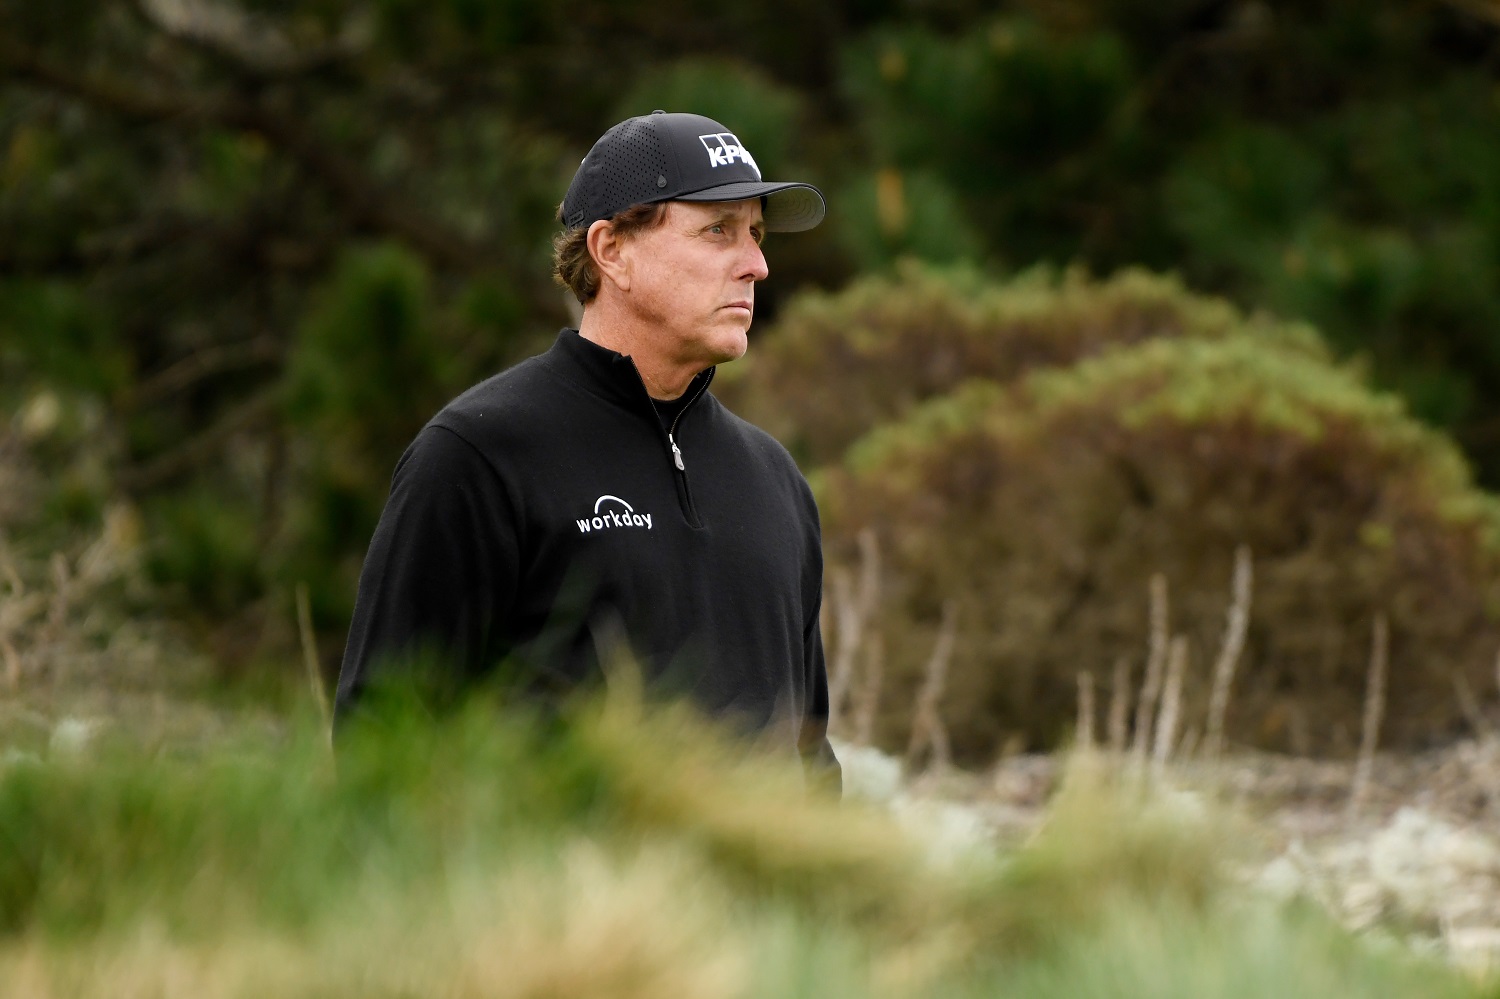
[0, 40, 498, 273]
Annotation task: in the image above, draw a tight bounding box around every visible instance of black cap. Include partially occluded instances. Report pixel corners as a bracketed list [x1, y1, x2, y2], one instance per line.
[562, 111, 825, 233]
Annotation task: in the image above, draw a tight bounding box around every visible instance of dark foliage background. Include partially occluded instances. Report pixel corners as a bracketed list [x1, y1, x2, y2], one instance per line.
[4, 0, 1500, 755]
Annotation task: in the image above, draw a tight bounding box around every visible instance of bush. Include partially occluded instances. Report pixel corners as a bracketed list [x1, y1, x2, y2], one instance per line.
[722, 262, 1323, 467]
[827, 168, 984, 272]
[820, 336, 1500, 761]
[280, 243, 463, 625]
[614, 59, 805, 177]
[144, 486, 266, 617]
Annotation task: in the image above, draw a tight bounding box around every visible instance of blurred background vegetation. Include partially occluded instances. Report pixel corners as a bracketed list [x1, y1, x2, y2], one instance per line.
[5, 0, 1500, 760]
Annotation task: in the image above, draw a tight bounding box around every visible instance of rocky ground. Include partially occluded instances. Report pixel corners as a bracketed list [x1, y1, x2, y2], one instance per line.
[835, 734, 1500, 976]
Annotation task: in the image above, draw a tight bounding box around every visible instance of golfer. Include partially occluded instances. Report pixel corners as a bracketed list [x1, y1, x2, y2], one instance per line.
[336, 111, 839, 790]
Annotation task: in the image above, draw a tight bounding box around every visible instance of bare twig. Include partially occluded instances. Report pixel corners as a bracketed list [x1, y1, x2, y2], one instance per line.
[855, 529, 879, 605]
[1453, 672, 1490, 739]
[39, 553, 73, 662]
[906, 600, 957, 772]
[118, 390, 278, 492]
[1205, 545, 1253, 757]
[853, 631, 884, 749]
[1349, 614, 1390, 818]
[1177, 727, 1201, 761]
[1107, 656, 1130, 755]
[1151, 636, 1189, 780]
[129, 336, 283, 407]
[1076, 671, 1097, 751]
[827, 529, 880, 734]
[0, 531, 22, 691]
[0, 593, 47, 649]
[825, 572, 855, 731]
[1131, 573, 1169, 766]
[0, 534, 23, 599]
[1, 637, 19, 693]
[296, 583, 333, 733]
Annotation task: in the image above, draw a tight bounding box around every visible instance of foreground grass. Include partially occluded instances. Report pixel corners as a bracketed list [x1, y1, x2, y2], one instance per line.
[0, 691, 1488, 998]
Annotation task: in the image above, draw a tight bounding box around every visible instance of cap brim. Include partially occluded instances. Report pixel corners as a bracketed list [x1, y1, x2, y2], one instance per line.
[674, 181, 826, 232]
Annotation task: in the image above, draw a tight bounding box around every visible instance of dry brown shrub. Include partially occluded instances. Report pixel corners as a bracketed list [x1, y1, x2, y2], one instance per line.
[723, 261, 1323, 467]
[820, 337, 1500, 763]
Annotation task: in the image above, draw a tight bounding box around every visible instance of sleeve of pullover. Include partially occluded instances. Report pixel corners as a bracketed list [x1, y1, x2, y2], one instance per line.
[334, 425, 519, 725]
[798, 501, 842, 797]
[799, 598, 842, 796]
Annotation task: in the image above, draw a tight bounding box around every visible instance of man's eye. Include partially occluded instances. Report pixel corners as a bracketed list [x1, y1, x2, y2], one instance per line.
[709, 224, 726, 234]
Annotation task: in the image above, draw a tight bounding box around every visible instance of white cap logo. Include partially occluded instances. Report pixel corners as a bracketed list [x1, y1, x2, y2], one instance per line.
[699, 132, 760, 177]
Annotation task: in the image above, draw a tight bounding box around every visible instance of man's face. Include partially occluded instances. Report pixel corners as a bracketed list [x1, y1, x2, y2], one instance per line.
[616, 198, 769, 369]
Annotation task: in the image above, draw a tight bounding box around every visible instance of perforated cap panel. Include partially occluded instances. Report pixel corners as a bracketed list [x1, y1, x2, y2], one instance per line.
[562, 116, 670, 229]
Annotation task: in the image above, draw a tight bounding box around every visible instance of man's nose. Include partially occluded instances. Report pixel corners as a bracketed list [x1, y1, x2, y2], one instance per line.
[739, 233, 769, 282]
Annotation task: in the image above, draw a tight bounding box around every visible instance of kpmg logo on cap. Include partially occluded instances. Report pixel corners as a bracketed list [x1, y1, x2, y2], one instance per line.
[699, 133, 760, 176]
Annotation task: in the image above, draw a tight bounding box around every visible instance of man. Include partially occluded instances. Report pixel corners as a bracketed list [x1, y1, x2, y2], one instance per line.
[334, 111, 839, 789]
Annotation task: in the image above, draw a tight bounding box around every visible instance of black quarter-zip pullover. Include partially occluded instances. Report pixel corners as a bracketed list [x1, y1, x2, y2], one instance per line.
[336, 329, 838, 784]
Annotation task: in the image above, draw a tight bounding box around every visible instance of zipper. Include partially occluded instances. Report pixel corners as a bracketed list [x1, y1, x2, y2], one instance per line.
[665, 373, 713, 473]
[663, 372, 712, 528]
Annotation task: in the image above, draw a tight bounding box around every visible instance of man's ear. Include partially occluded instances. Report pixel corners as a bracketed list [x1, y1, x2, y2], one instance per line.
[588, 219, 631, 293]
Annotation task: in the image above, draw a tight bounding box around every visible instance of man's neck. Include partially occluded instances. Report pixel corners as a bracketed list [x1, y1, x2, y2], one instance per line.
[577, 309, 701, 401]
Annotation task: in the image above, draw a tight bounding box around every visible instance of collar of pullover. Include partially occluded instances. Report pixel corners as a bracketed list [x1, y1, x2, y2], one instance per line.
[546, 328, 715, 416]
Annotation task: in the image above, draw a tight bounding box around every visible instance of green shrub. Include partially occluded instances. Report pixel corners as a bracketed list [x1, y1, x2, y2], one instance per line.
[840, 18, 1134, 218]
[723, 262, 1322, 467]
[826, 168, 984, 272]
[614, 59, 805, 177]
[143, 487, 266, 617]
[822, 336, 1500, 761]
[0, 280, 127, 398]
[280, 243, 463, 624]
[1158, 82, 1500, 454]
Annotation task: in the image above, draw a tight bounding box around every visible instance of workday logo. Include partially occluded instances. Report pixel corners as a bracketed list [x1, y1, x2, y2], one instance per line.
[699, 132, 760, 177]
[577, 495, 653, 534]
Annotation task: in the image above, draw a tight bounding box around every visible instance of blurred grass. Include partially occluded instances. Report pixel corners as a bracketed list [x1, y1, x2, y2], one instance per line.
[0, 690, 1487, 998]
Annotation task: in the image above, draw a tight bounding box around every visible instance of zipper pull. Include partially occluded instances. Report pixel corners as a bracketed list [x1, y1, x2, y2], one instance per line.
[669, 434, 685, 471]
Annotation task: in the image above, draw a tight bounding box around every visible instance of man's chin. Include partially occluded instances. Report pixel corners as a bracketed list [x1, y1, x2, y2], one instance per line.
[706, 326, 750, 364]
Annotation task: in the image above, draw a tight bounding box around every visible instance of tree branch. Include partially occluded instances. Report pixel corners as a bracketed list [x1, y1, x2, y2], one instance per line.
[128, 335, 283, 407]
[133, 0, 364, 78]
[0, 41, 497, 273]
[1437, 0, 1500, 30]
[118, 389, 278, 493]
